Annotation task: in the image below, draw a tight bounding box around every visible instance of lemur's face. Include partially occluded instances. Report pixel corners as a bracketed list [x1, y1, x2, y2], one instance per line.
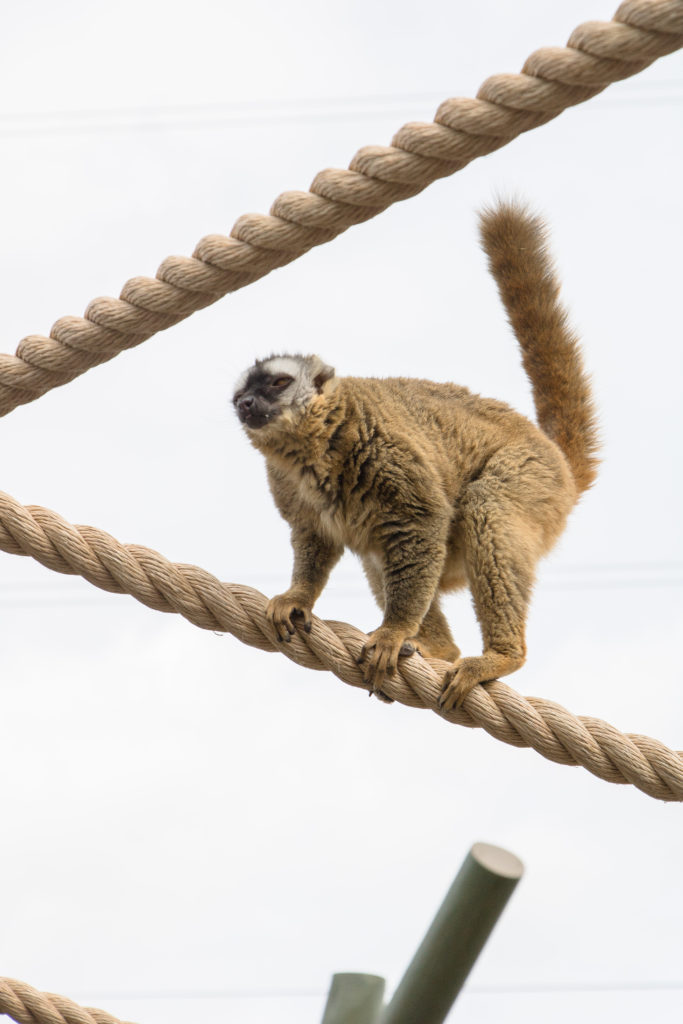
[232, 354, 335, 430]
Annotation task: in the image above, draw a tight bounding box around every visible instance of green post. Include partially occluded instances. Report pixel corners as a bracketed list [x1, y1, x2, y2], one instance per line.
[380, 842, 523, 1024]
[321, 973, 386, 1024]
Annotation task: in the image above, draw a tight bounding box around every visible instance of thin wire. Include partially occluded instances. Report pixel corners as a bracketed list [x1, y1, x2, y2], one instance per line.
[1, 560, 682, 589]
[467, 979, 683, 995]
[0, 562, 682, 607]
[72, 978, 683, 1001]
[0, 80, 680, 138]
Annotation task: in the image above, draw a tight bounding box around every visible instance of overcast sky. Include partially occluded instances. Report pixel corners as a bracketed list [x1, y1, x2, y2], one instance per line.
[1, 2, 682, 1022]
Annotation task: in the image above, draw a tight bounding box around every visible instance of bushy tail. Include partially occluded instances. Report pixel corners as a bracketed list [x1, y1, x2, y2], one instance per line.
[478, 200, 600, 495]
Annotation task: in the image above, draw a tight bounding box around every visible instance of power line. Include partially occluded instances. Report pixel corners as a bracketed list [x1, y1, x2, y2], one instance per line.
[0, 561, 682, 607]
[0, 580, 681, 608]
[0, 80, 681, 138]
[71, 978, 683, 1001]
[468, 979, 683, 995]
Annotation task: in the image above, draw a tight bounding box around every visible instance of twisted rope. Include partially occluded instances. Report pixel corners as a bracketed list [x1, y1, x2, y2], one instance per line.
[0, 978, 133, 1024]
[0, 0, 681, 417]
[1, 490, 681, 802]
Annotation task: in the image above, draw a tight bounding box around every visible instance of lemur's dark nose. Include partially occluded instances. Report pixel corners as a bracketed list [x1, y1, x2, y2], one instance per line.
[237, 395, 254, 415]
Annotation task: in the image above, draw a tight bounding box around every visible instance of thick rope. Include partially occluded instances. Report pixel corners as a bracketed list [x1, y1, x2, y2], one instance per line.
[0, 978, 134, 1024]
[0, 0, 681, 417]
[1, 490, 681, 802]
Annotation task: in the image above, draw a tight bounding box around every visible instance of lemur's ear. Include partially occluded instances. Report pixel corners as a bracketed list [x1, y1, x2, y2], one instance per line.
[313, 361, 335, 392]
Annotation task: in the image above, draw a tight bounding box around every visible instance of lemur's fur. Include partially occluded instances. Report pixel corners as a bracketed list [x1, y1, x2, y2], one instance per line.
[233, 202, 599, 708]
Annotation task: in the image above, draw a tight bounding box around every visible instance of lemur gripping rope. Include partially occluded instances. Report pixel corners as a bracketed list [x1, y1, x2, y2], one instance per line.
[233, 202, 599, 709]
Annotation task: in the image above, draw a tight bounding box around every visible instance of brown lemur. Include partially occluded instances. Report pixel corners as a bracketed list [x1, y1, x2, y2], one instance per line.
[232, 201, 599, 710]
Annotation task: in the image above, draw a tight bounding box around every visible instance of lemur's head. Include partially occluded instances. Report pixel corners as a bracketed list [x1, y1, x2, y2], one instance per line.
[232, 354, 335, 430]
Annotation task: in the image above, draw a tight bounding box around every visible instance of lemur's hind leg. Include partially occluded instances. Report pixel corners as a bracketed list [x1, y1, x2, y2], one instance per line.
[438, 479, 536, 711]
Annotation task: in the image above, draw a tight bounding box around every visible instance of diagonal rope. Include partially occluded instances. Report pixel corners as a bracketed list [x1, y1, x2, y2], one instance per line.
[0, 0, 681, 417]
[1, 490, 681, 802]
[0, 978, 134, 1024]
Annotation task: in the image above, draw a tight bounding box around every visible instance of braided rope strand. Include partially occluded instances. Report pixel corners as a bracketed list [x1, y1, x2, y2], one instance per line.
[0, 978, 134, 1024]
[1, 490, 681, 802]
[0, 0, 681, 417]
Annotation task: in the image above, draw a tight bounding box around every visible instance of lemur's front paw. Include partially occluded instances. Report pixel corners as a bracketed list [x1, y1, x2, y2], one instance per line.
[437, 657, 491, 711]
[358, 627, 416, 702]
[266, 592, 313, 642]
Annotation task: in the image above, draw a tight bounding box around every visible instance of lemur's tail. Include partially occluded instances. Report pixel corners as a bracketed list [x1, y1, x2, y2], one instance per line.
[479, 200, 599, 496]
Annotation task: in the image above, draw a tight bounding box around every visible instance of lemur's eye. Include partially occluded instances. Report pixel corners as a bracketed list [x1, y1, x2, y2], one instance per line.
[271, 376, 293, 388]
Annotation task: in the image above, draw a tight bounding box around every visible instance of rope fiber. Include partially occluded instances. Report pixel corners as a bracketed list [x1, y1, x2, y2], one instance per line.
[0, 979, 135, 1024]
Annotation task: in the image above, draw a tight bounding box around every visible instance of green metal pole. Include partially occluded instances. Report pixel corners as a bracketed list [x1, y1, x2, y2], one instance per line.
[381, 842, 523, 1024]
[321, 973, 386, 1024]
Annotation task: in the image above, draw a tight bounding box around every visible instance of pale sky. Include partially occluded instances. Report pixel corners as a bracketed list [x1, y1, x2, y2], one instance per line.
[1, 2, 682, 1022]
